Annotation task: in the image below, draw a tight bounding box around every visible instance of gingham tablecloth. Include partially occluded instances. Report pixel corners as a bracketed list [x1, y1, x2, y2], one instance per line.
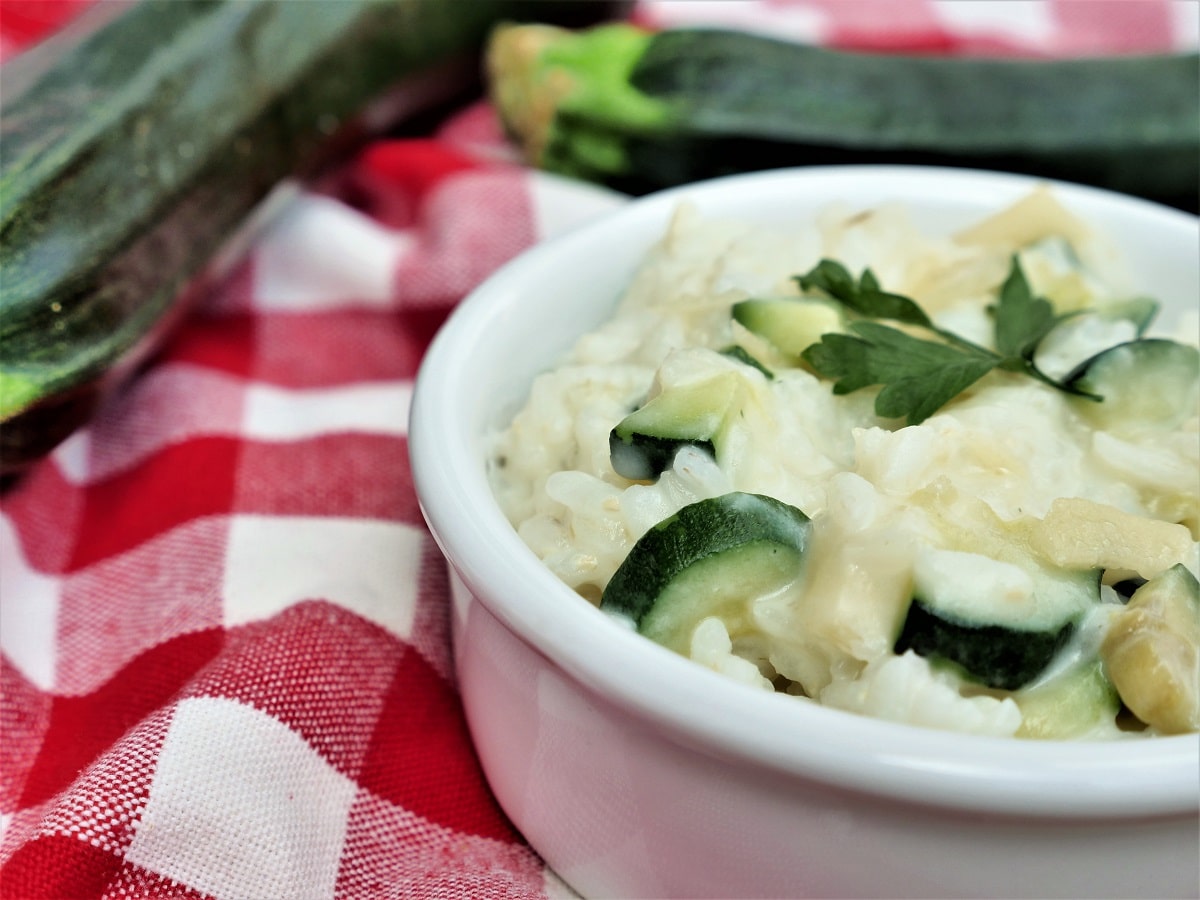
[1, 2, 1195, 898]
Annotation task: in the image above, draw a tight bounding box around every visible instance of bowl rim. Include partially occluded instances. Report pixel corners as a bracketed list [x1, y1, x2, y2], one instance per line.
[410, 164, 1200, 819]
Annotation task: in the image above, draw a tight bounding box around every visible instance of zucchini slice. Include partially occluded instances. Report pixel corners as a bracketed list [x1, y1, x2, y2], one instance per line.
[609, 373, 742, 481]
[1015, 657, 1121, 740]
[600, 492, 812, 656]
[1065, 339, 1200, 433]
[1033, 298, 1162, 380]
[894, 547, 1101, 691]
[1093, 298, 1160, 336]
[732, 298, 845, 363]
[896, 603, 1078, 692]
[1100, 564, 1200, 734]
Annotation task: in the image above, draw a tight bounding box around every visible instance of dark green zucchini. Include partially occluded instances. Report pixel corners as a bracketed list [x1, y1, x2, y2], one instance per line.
[894, 548, 1101, 691]
[0, 0, 619, 475]
[1064, 338, 1200, 433]
[600, 491, 812, 656]
[896, 599, 1079, 692]
[608, 373, 742, 481]
[487, 23, 1200, 208]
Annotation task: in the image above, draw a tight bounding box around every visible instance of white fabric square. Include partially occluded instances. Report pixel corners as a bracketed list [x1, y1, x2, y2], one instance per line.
[125, 696, 356, 900]
[931, 0, 1054, 47]
[637, 0, 828, 42]
[0, 810, 13, 850]
[252, 194, 412, 310]
[241, 382, 412, 442]
[1169, 1, 1200, 50]
[51, 428, 92, 484]
[222, 515, 424, 638]
[72, 365, 247, 484]
[0, 514, 61, 690]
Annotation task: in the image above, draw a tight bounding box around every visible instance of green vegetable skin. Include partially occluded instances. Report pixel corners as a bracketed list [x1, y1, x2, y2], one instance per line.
[609, 373, 741, 480]
[487, 23, 1200, 208]
[0, 0, 617, 475]
[600, 492, 812, 656]
[894, 595, 1084, 692]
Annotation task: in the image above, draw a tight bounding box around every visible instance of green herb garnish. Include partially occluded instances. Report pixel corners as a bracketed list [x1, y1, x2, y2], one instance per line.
[798, 257, 1101, 425]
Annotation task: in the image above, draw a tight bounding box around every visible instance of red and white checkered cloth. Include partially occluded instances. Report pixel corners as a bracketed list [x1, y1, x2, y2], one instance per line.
[1, 2, 1195, 898]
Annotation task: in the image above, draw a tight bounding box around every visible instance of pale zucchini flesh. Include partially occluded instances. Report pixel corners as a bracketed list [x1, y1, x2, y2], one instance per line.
[732, 298, 845, 362]
[1065, 339, 1200, 433]
[609, 374, 741, 480]
[600, 492, 812, 656]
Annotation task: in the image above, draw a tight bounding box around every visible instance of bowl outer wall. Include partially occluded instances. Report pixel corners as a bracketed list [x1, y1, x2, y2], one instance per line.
[409, 165, 1200, 819]
[449, 569, 1200, 900]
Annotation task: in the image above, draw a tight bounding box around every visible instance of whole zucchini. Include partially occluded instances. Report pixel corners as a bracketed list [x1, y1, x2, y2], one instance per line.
[0, 0, 618, 475]
[487, 23, 1200, 206]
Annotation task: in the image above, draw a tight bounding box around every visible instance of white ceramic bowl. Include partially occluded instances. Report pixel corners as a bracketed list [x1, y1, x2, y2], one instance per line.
[409, 166, 1200, 900]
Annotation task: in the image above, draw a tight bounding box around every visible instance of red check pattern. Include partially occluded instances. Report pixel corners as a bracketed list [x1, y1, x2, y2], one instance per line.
[1, 2, 1192, 898]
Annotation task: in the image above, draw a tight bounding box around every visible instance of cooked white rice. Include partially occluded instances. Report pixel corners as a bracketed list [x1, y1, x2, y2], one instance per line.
[489, 188, 1199, 739]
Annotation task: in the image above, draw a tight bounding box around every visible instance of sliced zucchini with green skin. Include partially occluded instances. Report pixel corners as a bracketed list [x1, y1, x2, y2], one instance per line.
[896, 603, 1079, 692]
[1064, 339, 1200, 432]
[1094, 297, 1159, 336]
[732, 298, 844, 362]
[1100, 563, 1200, 734]
[894, 547, 1101, 691]
[1015, 657, 1121, 739]
[609, 373, 740, 481]
[600, 492, 812, 656]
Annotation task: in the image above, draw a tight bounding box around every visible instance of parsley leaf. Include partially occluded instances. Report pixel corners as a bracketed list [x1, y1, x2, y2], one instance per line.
[992, 254, 1058, 359]
[989, 257, 1100, 398]
[795, 260, 931, 327]
[803, 323, 999, 425]
[796, 256, 1096, 425]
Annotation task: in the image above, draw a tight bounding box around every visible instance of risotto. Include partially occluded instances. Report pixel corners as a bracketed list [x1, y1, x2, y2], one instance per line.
[488, 188, 1200, 740]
